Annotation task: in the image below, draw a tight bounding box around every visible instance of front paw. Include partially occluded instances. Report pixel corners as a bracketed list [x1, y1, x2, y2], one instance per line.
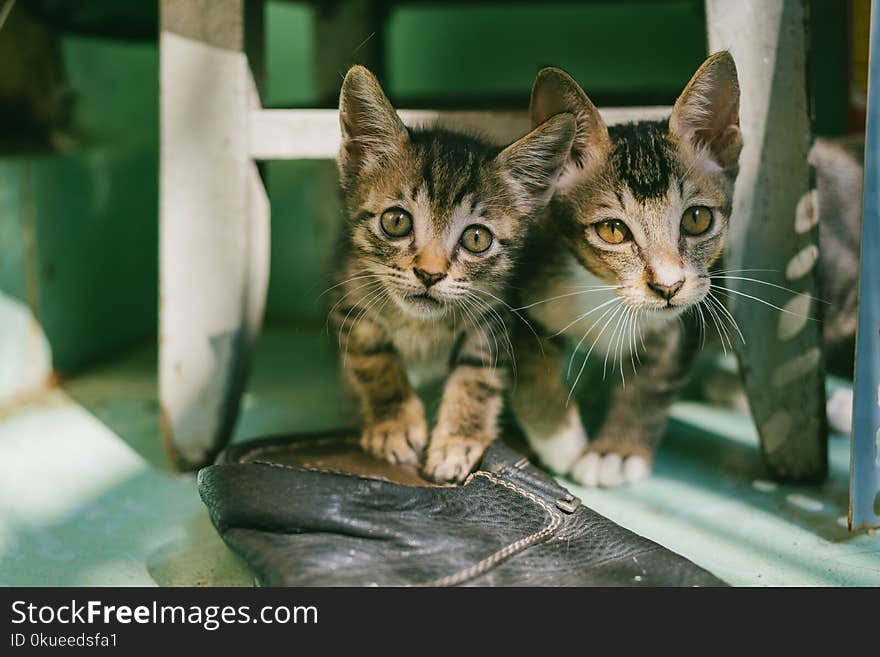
[360, 397, 428, 466]
[526, 406, 588, 475]
[423, 434, 488, 483]
[569, 445, 652, 488]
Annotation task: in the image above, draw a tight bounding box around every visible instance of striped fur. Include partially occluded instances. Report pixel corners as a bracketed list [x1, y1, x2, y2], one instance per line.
[512, 53, 742, 487]
[330, 66, 574, 482]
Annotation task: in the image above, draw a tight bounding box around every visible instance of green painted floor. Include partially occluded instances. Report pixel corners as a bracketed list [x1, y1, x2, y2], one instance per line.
[0, 329, 877, 586]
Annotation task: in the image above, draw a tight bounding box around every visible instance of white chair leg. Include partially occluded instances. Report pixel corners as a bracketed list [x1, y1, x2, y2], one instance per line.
[159, 0, 268, 470]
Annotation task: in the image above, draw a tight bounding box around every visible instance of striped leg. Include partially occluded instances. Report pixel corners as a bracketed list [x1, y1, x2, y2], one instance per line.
[570, 322, 696, 487]
[336, 311, 427, 466]
[509, 333, 588, 475]
[424, 330, 506, 483]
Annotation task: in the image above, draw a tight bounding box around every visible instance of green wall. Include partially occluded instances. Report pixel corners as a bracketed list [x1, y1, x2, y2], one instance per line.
[0, 35, 158, 373]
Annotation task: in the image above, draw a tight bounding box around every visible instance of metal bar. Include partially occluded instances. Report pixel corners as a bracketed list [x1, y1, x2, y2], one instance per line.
[248, 107, 671, 161]
[850, 0, 880, 531]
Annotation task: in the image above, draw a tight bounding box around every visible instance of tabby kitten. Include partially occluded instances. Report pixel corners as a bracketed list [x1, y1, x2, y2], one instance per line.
[330, 66, 575, 482]
[511, 52, 742, 487]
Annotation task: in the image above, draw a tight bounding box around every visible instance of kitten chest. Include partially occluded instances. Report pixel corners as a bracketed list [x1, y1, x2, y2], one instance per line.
[390, 317, 458, 388]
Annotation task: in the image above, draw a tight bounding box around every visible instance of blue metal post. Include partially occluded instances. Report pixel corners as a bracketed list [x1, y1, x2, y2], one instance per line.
[850, 0, 880, 531]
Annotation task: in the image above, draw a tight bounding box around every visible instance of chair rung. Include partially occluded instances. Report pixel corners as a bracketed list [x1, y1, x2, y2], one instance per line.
[248, 107, 671, 161]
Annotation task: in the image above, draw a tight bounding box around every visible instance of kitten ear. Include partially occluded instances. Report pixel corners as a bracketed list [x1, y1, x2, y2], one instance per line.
[669, 51, 742, 170]
[529, 67, 611, 192]
[338, 65, 409, 185]
[496, 112, 576, 216]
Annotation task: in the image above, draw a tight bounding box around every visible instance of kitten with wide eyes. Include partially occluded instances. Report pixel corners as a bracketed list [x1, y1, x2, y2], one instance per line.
[511, 52, 742, 487]
[330, 65, 575, 482]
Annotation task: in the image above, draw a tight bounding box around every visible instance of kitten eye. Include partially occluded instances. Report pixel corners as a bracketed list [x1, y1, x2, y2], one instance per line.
[681, 206, 713, 236]
[595, 219, 631, 245]
[380, 207, 413, 238]
[459, 225, 493, 254]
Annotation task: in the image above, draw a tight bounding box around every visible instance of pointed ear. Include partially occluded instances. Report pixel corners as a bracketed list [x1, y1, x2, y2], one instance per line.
[529, 66, 610, 192]
[338, 65, 408, 185]
[669, 51, 742, 170]
[496, 112, 576, 216]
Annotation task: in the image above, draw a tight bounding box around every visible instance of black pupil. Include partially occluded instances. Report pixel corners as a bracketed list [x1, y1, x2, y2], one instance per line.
[384, 211, 409, 235]
[463, 227, 490, 252]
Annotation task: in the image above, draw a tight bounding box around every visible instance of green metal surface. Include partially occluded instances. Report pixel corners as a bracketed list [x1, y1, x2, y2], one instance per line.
[0, 35, 159, 374]
[264, 1, 315, 107]
[387, 1, 707, 105]
[0, 162, 26, 304]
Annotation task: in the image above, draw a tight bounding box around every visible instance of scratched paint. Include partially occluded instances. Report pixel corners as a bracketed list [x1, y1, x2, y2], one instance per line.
[785, 245, 819, 280]
[777, 293, 812, 340]
[771, 348, 822, 388]
[794, 189, 819, 233]
[786, 493, 824, 512]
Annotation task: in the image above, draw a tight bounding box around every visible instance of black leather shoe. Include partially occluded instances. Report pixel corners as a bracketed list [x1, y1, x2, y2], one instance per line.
[198, 431, 725, 586]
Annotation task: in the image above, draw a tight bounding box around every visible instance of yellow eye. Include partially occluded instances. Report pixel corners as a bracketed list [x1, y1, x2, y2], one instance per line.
[380, 207, 413, 238]
[460, 225, 494, 253]
[595, 220, 631, 245]
[681, 206, 713, 236]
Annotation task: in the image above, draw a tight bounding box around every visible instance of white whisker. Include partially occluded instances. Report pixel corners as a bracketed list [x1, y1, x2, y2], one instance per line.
[469, 286, 540, 346]
[710, 284, 819, 321]
[464, 292, 516, 377]
[342, 286, 390, 365]
[710, 267, 778, 276]
[515, 286, 621, 311]
[708, 291, 745, 344]
[711, 275, 829, 304]
[318, 272, 391, 299]
[566, 299, 621, 378]
[695, 302, 708, 350]
[324, 278, 387, 332]
[552, 295, 620, 338]
[567, 300, 625, 405]
[703, 294, 731, 354]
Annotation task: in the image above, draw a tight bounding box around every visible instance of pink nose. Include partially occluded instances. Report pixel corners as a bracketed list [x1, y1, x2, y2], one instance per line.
[648, 279, 684, 300]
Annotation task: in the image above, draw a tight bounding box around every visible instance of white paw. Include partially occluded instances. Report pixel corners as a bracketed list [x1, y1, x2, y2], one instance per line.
[526, 407, 588, 474]
[423, 436, 486, 483]
[570, 452, 650, 488]
[826, 388, 853, 435]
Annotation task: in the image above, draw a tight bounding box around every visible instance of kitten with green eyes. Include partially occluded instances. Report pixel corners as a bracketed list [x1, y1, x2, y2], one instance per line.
[511, 52, 743, 487]
[330, 65, 575, 482]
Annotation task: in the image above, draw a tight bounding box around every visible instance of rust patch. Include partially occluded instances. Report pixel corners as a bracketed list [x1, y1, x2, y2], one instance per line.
[159, 403, 185, 472]
[0, 386, 62, 420]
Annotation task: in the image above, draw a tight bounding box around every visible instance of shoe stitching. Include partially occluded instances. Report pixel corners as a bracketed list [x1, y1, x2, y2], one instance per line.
[235, 460, 563, 586]
[417, 471, 563, 587]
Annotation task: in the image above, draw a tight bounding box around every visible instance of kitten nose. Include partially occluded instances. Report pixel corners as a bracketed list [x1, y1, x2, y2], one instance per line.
[648, 279, 684, 301]
[414, 268, 446, 288]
